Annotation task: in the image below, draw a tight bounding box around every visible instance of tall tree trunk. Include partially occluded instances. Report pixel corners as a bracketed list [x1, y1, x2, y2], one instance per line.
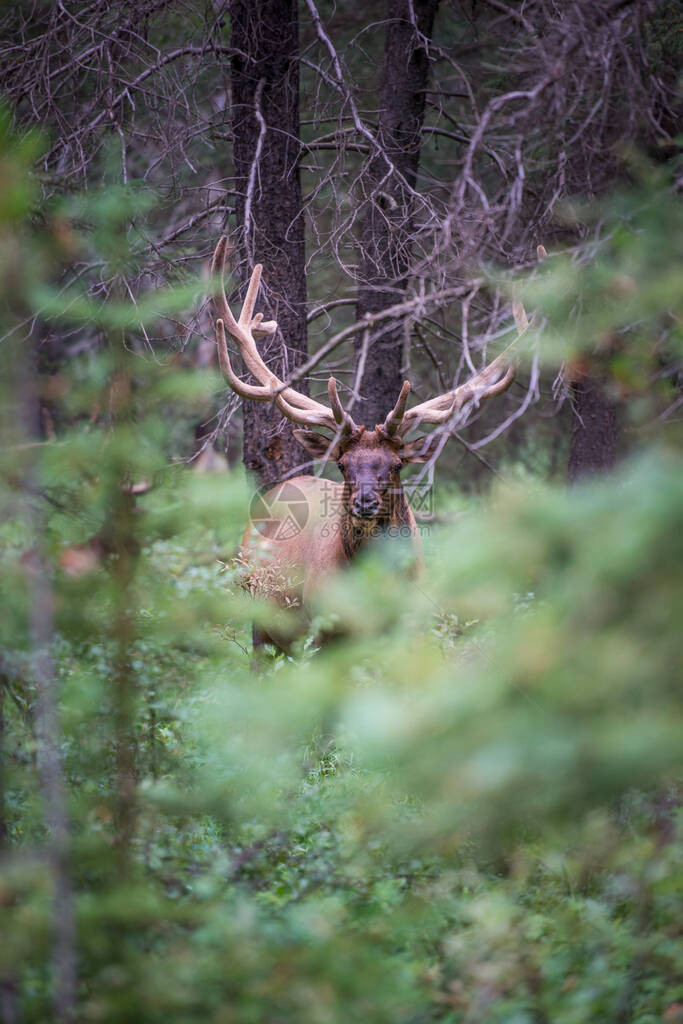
[0, 674, 7, 854]
[28, 540, 77, 1023]
[567, 373, 619, 482]
[18, 354, 77, 1023]
[231, 0, 308, 487]
[0, 671, 22, 1024]
[354, 0, 439, 429]
[109, 481, 138, 878]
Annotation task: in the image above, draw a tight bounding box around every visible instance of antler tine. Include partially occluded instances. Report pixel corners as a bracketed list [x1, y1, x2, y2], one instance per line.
[512, 298, 530, 334]
[276, 389, 351, 428]
[382, 380, 411, 436]
[387, 247, 547, 437]
[396, 355, 516, 436]
[217, 322, 346, 428]
[240, 262, 265, 327]
[328, 377, 357, 435]
[211, 236, 356, 433]
[211, 235, 231, 327]
[215, 319, 274, 400]
[212, 235, 277, 341]
[511, 243, 546, 336]
[392, 314, 524, 437]
[450, 356, 516, 413]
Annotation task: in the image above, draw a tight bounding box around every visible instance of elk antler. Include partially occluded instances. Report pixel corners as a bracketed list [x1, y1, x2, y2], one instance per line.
[212, 237, 357, 434]
[381, 356, 516, 438]
[382, 261, 540, 438]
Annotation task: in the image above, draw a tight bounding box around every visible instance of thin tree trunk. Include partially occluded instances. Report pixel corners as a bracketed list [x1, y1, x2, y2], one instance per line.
[12, 325, 77, 1015]
[0, 674, 7, 853]
[104, 339, 140, 878]
[354, 0, 439, 429]
[27, 545, 77, 1023]
[18, 353, 77, 1021]
[0, 672, 23, 1024]
[231, 0, 309, 487]
[567, 374, 619, 482]
[0, 975, 21, 1024]
[109, 483, 138, 877]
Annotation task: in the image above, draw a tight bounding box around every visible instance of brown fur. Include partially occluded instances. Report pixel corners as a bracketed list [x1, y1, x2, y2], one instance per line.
[238, 426, 436, 650]
[210, 235, 519, 654]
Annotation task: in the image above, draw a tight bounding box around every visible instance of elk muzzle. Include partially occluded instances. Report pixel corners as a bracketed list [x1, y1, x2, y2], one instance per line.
[350, 486, 381, 521]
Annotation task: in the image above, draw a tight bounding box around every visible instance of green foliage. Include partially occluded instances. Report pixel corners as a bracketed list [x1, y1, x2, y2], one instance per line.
[519, 161, 683, 441]
[0, 123, 681, 1022]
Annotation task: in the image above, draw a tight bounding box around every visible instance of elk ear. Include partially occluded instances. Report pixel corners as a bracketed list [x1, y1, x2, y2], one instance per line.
[399, 433, 442, 464]
[293, 429, 340, 461]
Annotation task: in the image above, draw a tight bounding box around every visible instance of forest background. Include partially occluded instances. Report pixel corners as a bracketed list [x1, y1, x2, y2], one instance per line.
[0, 0, 682, 1021]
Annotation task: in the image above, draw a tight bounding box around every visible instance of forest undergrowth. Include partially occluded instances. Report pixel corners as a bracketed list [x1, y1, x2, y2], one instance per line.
[0, 117, 681, 1023]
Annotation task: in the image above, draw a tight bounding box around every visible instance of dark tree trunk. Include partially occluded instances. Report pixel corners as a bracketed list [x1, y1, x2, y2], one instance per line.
[19, 370, 77, 1023]
[354, 0, 439, 429]
[231, 0, 309, 487]
[0, 674, 6, 852]
[567, 375, 619, 482]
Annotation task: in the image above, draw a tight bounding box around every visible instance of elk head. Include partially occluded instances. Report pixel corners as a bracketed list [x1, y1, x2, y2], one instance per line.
[289, 421, 442, 525]
[211, 235, 526, 524]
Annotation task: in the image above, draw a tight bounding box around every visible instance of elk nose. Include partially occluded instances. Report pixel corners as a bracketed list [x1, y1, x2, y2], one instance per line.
[352, 492, 380, 518]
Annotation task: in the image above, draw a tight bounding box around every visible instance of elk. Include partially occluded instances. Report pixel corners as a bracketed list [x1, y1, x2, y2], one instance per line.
[211, 236, 525, 650]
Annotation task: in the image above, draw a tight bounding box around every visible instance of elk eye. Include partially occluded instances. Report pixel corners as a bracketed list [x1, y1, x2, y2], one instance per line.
[337, 460, 344, 470]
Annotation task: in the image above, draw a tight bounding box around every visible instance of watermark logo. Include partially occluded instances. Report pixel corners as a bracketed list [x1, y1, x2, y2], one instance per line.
[249, 481, 310, 542]
[249, 472, 434, 543]
[404, 481, 434, 520]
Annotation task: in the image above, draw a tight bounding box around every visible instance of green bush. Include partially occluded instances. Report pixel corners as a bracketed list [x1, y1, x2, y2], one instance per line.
[0, 119, 681, 1022]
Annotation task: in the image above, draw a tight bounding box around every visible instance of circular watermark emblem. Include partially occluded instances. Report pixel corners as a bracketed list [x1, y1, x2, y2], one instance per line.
[249, 480, 310, 542]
